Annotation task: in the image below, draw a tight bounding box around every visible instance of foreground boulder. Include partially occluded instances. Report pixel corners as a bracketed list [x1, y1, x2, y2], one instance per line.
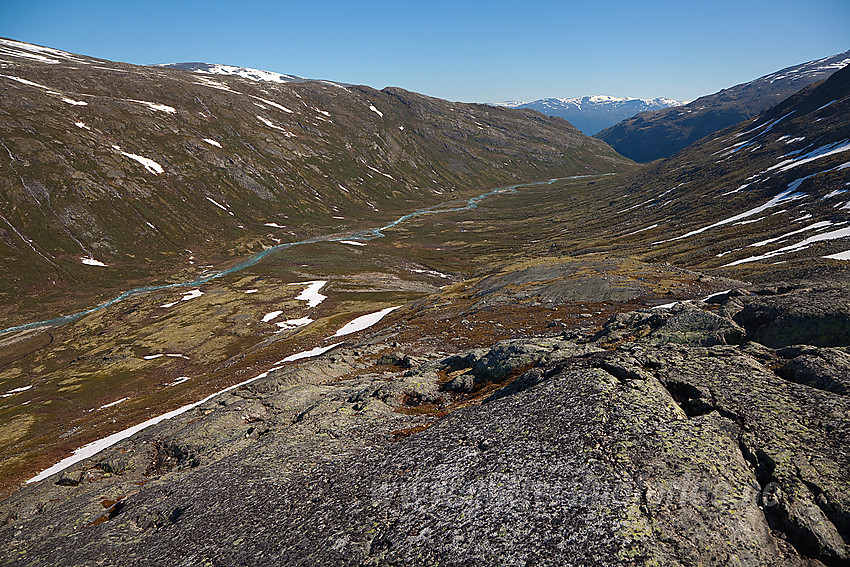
[1, 283, 848, 566]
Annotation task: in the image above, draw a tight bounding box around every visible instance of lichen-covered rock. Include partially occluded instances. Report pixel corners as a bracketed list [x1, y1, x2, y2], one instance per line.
[734, 285, 850, 348]
[1, 285, 849, 566]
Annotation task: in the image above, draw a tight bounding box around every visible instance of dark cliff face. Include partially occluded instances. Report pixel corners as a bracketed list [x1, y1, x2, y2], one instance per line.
[596, 50, 850, 162]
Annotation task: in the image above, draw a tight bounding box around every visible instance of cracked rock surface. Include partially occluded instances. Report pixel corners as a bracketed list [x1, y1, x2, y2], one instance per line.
[1, 283, 848, 566]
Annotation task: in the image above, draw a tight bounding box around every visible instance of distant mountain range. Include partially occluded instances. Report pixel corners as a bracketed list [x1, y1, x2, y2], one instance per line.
[495, 95, 684, 135]
[596, 50, 850, 162]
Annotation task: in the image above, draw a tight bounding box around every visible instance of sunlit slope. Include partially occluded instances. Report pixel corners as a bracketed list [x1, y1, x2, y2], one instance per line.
[0, 37, 633, 314]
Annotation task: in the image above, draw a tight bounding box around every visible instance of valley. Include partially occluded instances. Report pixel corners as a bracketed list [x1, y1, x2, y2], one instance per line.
[1, 35, 849, 566]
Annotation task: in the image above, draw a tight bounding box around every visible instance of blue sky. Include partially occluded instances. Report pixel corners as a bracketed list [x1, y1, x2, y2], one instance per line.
[2, 0, 848, 102]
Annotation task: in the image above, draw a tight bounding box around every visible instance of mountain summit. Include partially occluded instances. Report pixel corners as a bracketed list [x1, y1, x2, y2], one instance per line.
[154, 62, 345, 86]
[496, 95, 683, 135]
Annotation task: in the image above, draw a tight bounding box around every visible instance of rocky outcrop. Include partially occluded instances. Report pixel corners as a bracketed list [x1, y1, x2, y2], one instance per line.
[1, 282, 849, 566]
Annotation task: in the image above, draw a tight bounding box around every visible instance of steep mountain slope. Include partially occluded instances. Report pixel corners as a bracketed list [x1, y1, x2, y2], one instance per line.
[584, 63, 850, 275]
[498, 95, 682, 135]
[597, 50, 850, 162]
[0, 37, 632, 324]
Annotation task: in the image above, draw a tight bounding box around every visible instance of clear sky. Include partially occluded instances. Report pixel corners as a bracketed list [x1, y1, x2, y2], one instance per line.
[2, 0, 848, 103]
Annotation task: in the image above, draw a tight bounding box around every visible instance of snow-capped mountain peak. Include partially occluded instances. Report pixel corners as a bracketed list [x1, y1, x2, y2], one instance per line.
[155, 62, 304, 83]
[494, 95, 684, 135]
[154, 62, 347, 87]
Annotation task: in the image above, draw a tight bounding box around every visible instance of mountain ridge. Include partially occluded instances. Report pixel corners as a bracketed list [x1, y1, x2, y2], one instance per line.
[597, 49, 850, 162]
[495, 95, 684, 135]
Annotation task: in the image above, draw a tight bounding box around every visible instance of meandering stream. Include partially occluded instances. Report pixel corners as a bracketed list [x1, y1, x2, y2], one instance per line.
[1, 176, 606, 336]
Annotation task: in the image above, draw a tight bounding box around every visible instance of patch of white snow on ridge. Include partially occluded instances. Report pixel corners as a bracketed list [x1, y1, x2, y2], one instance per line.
[276, 317, 313, 329]
[74, 121, 90, 130]
[257, 115, 296, 137]
[181, 289, 203, 301]
[244, 289, 259, 294]
[1, 385, 33, 398]
[62, 97, 87, 106]
[80, 257, 108, 267]
[189, 64, 299, 83]
[206, 196, 233, 215]
[824, 249, 850, 260]
[161, 289, 204, 308]
[723, 224, 850, 267]
[655, 181, 807, 244]
[0, 39, 88, 63]
[365, 164, 395, 179]
[202, 138, 222, 147]
[98, 397, 130, 409]
[112, 146, 164, 174]
[339, 240, 367, 246]
[623, 224, 659, 236]
[262, 311, 283, 323]
[411, 268, 452, 279]
[0, 45, 60, 64]
[264, 222, 286, 228]
[143, 353, 188, 361]
[292, 280, 327, 308]
[767, 139, 850, 173]
[369, 104, 384, 118]
[251, 95, 293, 113]
[27, 367, 277, 484]
[333, 306, 399, 337]
[280, 343, 341, 363]
[747, 221, 833, 247]
[0, 74, 53, 90]
[130, 100, 176, 114]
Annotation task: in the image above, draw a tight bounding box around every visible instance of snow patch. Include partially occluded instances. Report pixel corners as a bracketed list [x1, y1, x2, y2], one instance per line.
[262, 310, 283, 323]
[655, 181, 807, 243]
[369, 104, 384, 118]
[80, 257, 108, 267]
[767, 139, 850, 173]
[130, 100, 176, 113]
[62, 98, 87, 106]
[824, 249, 850, 260]
[98, 397, 130, 409]
[333, 306, 399, 337]
[723, 224, 850, 266]
[1, 385, 32, 398]
[257, 115, 296, 137]
[251, 95, 293, 113]
[202, 138, 222, 148]
[275, 317, 313, 329]
[623, 224, 659, 236]
[161, 289, 204, 308]
[112, 145, 163, 174]
[280, 343, 341, 363]
[206, 196, 233, 215]
[339, 240, 367, 246]
[292, 280, 327, 308]
[27, 366, 278, 484]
